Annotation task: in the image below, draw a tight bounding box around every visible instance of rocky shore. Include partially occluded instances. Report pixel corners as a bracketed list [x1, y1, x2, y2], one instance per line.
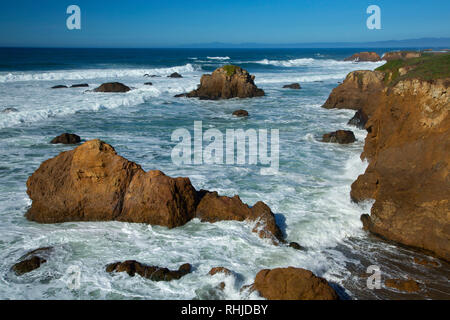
[323, 51, 450, 261]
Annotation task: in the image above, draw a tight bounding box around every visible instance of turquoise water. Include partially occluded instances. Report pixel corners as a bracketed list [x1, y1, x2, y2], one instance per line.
[0, 48, 448, 299]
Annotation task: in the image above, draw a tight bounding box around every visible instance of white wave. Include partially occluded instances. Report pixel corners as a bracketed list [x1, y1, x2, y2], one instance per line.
[207, 56, 230, 60]
[0, 64, 198, 83]
[256, 73, 350, 84]
[254, 58, 384, 69]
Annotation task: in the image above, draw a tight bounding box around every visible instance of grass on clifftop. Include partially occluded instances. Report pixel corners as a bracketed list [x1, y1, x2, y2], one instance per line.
[376, 52, 450, 86]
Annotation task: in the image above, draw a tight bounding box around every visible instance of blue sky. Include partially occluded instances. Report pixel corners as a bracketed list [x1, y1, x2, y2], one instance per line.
[0, 0, 449, 47]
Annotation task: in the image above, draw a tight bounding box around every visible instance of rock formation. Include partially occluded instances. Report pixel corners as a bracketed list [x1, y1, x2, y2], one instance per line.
[180, 65, 264, 100]
[322, 130, 356, 144]
[2, 107, 18, 113]
[208, 267, 233, 276]
[344, 52, 381, 62]
[106, 260, 191, 281]
[252, 267, 339, 300]
[71, 84, 89, 88]
[347, 109, 369, 129]
[283, 83, 301, 89]
[385, 279, 421, 293]
[51, 85, 68, 89]
[94, 82, 131, 93]
[382, 51, 422, 61]
[26, 140, 283, 242]
[50, 133, 81, 145]
[11, 247, 53, 276]
[168, 72, 183, 78]
[323, 53, 450, 261]
[232, 109, 249, 117]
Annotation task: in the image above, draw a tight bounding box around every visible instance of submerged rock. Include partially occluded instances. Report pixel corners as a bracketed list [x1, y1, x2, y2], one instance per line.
[11, 247, 53, 276]
[344, 52, 381, 62]
[50, 133, 81, 145]
[93, 82, 131, 93]
[208, 267, 233, 276]
[181, 65, 264, 100]
[322, 130, 356, 144]
[71, 83, 89, 88]
[232, 109, 249, 117]
[51, 85, 68, 89]
[144, 82, 153, 86]
[252, 267, 339, 300]
[289, 242, 306, 251]
[1, 107, 19, 113]
[168, 72, 183, 78]
[347, 109, 368, 129]
[106, 260, 191, 281]
[385, 279, 422, 293]
[283, 83, 301, 89]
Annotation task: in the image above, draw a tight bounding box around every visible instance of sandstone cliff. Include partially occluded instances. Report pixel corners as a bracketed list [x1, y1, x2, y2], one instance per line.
[323, 53, 450, 261]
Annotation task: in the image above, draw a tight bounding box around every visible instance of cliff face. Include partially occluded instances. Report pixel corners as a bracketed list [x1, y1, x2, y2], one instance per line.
[323, 54, 450, 261]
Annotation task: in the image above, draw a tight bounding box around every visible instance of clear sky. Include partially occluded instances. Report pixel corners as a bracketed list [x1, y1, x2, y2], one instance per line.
[0, 0, 449, 47]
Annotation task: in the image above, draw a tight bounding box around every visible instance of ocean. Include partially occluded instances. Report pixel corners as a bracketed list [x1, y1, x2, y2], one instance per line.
[0, 48, 448, 300]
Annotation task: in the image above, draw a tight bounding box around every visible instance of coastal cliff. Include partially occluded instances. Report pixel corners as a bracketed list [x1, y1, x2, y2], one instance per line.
[323, 53, 450, 261]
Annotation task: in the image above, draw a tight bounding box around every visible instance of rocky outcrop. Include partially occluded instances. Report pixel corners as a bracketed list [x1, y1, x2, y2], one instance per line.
[181, 65, 264, 100]
[26, 140, 283, 241]
[344, 52, 381, 62]
[252, 267, 339, 300]
[352, 78, 450, 261]
[382, 51, 421, 61]
[283, 83, 301, 89]
[232, 109, 249, 117]
[106, 260, 191, 281]
[322, 130, 356, 144]
[168, 72, 183, 78]
[11, 247, 53, 276]
[50, 133, 81, 145]
[347, 109, 369, 129]
[196, 191, 283, 242]
[208, 267, 233, 276]
[385, 279, 421, 293]
[94, 82, 131, 93]
[71, 84, 89, 88]
[51, 85, 68, 89]
[321, 70, 385, 117]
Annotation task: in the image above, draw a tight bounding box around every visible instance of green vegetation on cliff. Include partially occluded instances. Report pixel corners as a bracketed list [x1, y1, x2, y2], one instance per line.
[222, 65, 239, 76]
[376, 52, 450, 86]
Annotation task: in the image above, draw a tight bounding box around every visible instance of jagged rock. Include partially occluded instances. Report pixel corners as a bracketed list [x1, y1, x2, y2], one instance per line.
[196, 190, 283, 242]
[322, 130, 356, 144]
[182, 65, 264, 100]
[344, 52, 381, 62]
[347, 109, 369, 129]
[11, 247, 53, 276]
[50, 133, 81, 145]
[385, 279, 422, 293]
[252, 267, 339, 300]
[93, 82, 131, 93]
[232, 109, 249, 117]
[71, 84, 89, 88]
[106, 260, 191, 281]
[283, 83, 301, 89]
[51, 85, 68, 89]
[168, 72, 183, 78]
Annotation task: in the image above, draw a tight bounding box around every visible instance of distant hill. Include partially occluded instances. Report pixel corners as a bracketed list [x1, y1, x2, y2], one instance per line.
[177, 38, 450, 49]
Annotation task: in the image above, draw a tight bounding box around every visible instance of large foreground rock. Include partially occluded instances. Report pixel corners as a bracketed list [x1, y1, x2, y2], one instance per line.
[94, 82, 131, 93]
[344, 52, 381, 62]
[182, 65, 264, 100]
[26, 140, 283, 241]
[252, 267, 339, 300]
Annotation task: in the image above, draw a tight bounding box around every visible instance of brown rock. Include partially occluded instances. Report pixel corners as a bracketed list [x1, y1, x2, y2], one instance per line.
[413, 257, 440, 267]
[11, 247, 53, 276]
[322, 130, 356, 144]
[253, 267, 339, 300]
[196, 191, 283, 242]
[208, 267, 233, 276]
[344, 52, 381, 62]
[382, 51, 422, 61]
[50, 133, 81, 145]
[106, 260, 191, 281]
[321, 70, 385, 117]
[289, 242, 306, 251]
[385, 279, 421, 293]
[347, 109, 369, 129]
[184, 65, 264, 100]
[232, 109, 249, 117]
[94, 82, 131, 93]
[283, 83, 301, 89]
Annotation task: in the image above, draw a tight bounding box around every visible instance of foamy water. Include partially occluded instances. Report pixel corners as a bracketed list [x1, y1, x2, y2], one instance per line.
[0, 49, 448, 300]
